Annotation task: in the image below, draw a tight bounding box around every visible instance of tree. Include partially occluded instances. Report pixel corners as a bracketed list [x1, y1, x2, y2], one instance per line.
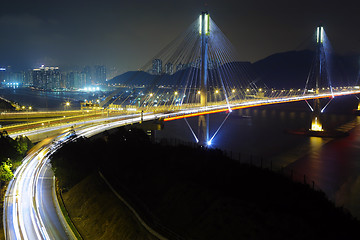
[0, 161, 14, 182]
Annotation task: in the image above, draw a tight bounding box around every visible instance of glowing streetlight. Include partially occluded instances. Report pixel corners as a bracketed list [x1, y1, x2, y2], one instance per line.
[197, 90, 201, 95]
[232, 89, 236, 93]
[215, 90, 219, 94]
[174, 91, 178, 95]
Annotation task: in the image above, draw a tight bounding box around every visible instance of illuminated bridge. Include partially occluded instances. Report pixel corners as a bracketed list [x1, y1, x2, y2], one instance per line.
[3, 11, 360, 240]
[3, 13, 360, 145]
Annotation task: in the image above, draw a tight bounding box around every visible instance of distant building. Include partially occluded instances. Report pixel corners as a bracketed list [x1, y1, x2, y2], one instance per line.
[32, 65, 61, 90]
[165, 62, 173, 75]
[0, 67, 6, 82]
[22, 70, 33, 86]
[208, 60, 221, 69]
[94, 65, 106, 83]
[176, 63, 187, 72]
[152, 59, 162, 75]
[66, 71, 86, 89]
[83, 66, 93, 85]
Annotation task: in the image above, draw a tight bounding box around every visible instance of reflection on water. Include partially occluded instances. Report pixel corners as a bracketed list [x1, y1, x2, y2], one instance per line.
[157, 97, 360, 219]
[309, 137, 325, 151]
[0, 87, 106, 111]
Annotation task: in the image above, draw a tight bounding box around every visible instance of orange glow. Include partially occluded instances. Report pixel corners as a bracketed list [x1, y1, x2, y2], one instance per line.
[164, 92, 360, 122]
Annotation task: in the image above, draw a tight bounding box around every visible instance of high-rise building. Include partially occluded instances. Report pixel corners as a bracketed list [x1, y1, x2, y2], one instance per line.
[176, 63, 187, 72]
[152, 59, 162, 75]
[32, 65, 61, 90]
[94, 65, 106, 83]
[165, 63, 173, 75]
[22, 70, 33, 86]
[83, 66, 93, 85]
[66, 71, 86, 89]
[0, 67, 6, 82]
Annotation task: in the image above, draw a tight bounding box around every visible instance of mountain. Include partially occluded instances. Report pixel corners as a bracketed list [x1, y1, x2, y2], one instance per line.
[108, 61, 257, 88]
[253, 50, 359, 89]
[252, 50, 314, 89]
[109, 50, 359, 89]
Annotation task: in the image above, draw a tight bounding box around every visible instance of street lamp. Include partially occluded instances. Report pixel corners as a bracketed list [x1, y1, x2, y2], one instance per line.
[64, 101, 70, 111]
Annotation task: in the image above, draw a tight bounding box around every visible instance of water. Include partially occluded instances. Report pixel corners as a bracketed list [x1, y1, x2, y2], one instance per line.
[0, 87, 107, 111]
[156, 96, 360, 219]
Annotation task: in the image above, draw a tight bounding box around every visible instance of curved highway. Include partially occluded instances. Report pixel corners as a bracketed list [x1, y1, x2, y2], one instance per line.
[4, 112, 157, 239]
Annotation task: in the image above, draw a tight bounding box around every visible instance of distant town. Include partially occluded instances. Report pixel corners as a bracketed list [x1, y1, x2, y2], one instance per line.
[0, 65, 108, 91]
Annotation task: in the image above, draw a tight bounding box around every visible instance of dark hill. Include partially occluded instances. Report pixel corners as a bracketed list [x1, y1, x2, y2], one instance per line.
[0, 97, 15, 111]
[252, 50, 314, 89]
[108, 62, 258, 88]
[51, 127, 360, 240]
[109, 51, 359, 90]
[252, 50, 360, 89]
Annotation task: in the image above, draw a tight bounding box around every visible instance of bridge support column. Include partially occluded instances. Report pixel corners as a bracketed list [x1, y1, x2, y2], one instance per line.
[198, 11, 210, 146]
[310, 25, 324, 132]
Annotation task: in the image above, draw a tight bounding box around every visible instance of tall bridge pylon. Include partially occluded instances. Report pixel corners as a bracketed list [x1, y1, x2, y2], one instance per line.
[305, 25, 335, 132]
[198, 11, 210, 146]
[310, 25, 325, 131]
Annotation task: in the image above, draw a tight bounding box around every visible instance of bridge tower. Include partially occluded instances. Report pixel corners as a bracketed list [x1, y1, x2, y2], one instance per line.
[310, 25, 324, 132]
[198, 11, 210, 145]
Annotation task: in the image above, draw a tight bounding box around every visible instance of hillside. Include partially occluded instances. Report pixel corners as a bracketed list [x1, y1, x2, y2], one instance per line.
[51, 127, 360, 240]
[108, 62, 258, 88]
[0, 97, 15, 111]
[109, 50, 359, 89]
[62, 174, 157, 240]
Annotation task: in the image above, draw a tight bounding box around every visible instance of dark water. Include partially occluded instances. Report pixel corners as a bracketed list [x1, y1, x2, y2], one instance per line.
[157, 96, 360, 219]
[0, 87, 105, 111]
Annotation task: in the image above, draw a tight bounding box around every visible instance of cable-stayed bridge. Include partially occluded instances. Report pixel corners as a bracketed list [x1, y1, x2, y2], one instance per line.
[2, 11, 360, 240]
[3, 12, 360, 146]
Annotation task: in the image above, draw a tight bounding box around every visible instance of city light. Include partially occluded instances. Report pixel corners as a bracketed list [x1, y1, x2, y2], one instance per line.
[317, 26, 324, 43]
[199, 13, 210, 35]
[310, 117, 323, 131]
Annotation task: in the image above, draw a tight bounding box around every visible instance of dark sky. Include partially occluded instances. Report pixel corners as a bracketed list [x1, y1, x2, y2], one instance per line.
[1, 0, 359, 74]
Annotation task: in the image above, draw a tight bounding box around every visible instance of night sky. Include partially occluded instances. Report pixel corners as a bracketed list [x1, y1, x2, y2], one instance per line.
[1, 0, 359, 74]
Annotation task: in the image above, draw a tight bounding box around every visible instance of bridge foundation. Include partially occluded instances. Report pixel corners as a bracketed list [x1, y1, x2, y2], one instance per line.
[310, 98, 323, 131]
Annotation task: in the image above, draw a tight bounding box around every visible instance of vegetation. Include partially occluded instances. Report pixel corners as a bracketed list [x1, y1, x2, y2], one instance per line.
[0, 98, 15, 111]
[0, 130, 33, 240]
[51, 127, 360, 240]
[0, 130, 33, 185]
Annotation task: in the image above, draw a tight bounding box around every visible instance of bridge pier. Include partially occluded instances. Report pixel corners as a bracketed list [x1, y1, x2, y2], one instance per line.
[310, 98, 323, 131]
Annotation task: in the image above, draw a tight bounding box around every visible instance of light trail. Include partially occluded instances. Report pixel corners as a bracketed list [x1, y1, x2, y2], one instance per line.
[163, 91, 360, 121]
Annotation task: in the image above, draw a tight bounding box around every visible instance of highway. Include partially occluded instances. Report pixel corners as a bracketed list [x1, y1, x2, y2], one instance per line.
[4, 112, 156, 240]
[3, 89, 360, 239]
